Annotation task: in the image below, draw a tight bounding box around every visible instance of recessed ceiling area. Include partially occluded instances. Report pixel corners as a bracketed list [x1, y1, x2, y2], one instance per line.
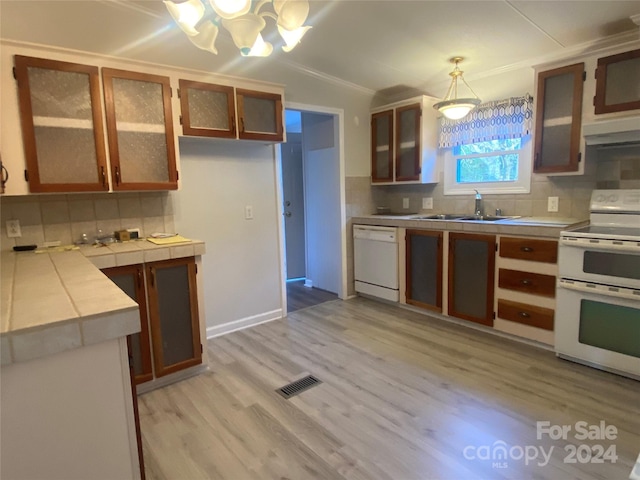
[1, 0, 638, 101]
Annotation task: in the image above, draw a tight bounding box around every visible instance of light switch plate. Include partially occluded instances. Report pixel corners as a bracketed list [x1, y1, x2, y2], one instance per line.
[547, 196, 559, 212]
[6, 219, 21, 238]
[422, 197, 433, 210]
[245, 205, 254, 220]
[402, 198, 409, 209]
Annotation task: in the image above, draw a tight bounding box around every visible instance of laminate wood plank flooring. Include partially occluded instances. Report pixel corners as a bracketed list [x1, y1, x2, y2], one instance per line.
[286, 279, 338, 313]
[139, 297, 640, 480]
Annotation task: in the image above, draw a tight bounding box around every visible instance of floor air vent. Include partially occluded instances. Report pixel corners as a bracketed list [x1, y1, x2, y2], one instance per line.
[277, 375, 322, 399]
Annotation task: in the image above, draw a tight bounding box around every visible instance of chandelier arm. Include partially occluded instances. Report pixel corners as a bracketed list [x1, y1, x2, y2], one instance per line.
[442, 79, 456, 101]
[460, 76, 480, 100]
[253, 0, 270, 15]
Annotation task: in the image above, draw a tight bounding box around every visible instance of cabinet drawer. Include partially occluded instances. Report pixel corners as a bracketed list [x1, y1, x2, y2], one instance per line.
[497, 299, 554, 330]
[498, 268, 556, 297]
[499, 237, 558, 263]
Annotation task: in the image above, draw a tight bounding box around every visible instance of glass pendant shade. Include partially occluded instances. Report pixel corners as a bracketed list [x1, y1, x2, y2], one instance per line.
[273, 0, 310, 30]
[436, 98, 481, 120]
[188, 20, 219, 54]
[242, 34, 273, 57]
[164, 0, 205, 36]
[222, 14, 266, 55]
[208, 0, 251, 19]
[279, 25, 312, 52]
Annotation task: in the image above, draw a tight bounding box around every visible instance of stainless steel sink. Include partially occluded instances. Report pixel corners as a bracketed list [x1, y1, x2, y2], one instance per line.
[412, 214, 469, 220]
[458, 215, 519, 222]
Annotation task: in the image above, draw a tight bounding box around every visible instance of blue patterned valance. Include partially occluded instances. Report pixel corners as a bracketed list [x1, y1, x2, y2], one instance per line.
[438, 94, 533, 148]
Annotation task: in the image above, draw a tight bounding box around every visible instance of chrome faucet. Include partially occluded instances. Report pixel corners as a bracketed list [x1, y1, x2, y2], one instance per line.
[474, 189, 484, 216]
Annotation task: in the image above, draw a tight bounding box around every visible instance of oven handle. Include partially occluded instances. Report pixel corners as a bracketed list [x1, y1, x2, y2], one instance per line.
[560, 237, 640, 253]
[558, 278, 640, 301]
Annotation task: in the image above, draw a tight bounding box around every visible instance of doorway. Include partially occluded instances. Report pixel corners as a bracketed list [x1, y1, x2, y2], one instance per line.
[278, 104, 346, 314]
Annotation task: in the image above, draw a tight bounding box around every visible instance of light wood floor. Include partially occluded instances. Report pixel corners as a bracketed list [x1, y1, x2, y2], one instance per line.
[139, 297, 640, 480]
[286, 279, 338, 313]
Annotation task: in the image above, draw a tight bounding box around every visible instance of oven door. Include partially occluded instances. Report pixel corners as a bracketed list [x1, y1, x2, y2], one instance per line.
[556, 279, 640, 380]
[558, 240, 640, 289]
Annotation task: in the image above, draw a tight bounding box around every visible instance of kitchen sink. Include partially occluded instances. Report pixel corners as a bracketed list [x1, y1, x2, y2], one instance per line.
[411, 214, 469, 220]
[458, 215, 519, 222]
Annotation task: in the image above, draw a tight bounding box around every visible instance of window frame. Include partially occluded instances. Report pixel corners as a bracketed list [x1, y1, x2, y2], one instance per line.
[443, 136, 532, 195]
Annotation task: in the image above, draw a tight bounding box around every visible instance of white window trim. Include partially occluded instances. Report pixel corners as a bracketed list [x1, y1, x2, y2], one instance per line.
[443, 136, 532, 195]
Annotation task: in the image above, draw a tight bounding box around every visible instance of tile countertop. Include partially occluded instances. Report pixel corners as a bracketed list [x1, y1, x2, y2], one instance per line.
[351, 215, 588, 238]
[1, 238, 206, 367]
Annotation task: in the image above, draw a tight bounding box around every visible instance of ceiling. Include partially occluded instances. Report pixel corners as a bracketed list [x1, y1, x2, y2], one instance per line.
[1, 1, 639, 101]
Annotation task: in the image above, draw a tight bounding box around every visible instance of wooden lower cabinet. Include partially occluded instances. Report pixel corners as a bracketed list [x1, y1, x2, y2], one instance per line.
[448, 232, 496, 326]
[405, 229, 443, 312]
[103, 257, 202, 385]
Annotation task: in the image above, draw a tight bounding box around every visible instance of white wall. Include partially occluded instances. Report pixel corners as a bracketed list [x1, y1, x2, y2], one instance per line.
[173, 137, 282, 330]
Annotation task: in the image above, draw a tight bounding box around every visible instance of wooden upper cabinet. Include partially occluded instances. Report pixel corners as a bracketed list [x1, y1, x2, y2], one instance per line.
[236, 88, 283, 142]
[533, 63, 584, 174]
[102, 68, 178, 191]
[594, 48, 640, 115]
[371, 109, 394, 182]
[395, 103, 421, 181]
[14, 55, 109, 192]
[178, 79, 236, 138]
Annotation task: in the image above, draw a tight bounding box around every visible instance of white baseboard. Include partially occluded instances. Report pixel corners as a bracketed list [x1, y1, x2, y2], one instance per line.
[304, 279, 313, 288]
[206, 309, 283, 339]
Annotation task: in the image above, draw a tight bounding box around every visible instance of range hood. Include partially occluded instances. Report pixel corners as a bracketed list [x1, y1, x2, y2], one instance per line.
[583, 116, 640, 145]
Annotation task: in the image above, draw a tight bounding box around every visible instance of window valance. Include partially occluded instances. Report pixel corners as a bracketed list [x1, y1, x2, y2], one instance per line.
[438, 94, 533, 148]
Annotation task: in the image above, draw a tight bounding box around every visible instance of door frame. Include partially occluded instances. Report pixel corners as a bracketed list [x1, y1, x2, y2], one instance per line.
[276, 101, 347, 314]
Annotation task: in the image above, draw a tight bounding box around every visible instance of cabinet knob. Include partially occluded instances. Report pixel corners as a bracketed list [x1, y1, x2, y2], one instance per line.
[521, 279, 533, 286]
[520, 246, 533, 252]
[519, 311, 531, 318]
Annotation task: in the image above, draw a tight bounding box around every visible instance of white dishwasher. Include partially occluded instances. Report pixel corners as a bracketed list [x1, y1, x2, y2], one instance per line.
[353, 225, 399, 302]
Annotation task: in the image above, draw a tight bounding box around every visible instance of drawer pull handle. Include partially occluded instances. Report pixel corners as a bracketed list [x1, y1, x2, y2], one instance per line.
[521, 279, 533, 286]
[520, 246, 533, 252]
[519, 311, 531, 318]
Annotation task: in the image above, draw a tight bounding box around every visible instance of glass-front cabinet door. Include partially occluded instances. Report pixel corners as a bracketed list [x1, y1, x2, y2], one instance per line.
[102, 68, 178, 190]
[102, 265, 153, 385]
[14, 56, 108, 192]
[371, 110, 394, 182]
[406, 229, 443, 312]
[594, 48, 640, 114]
[146, 257, 202, 378]
[236, 88, 283, 142]
[178, 79, 236, 138]
[395, 103, 421, 181]
[533, 63, 584, 174]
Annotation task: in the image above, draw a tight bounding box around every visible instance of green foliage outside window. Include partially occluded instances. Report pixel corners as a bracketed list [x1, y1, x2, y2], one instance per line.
[454, 138, 522, 183]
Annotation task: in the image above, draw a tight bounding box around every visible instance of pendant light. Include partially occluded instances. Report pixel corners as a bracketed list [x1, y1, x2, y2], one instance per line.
[433, 57, 481, 120]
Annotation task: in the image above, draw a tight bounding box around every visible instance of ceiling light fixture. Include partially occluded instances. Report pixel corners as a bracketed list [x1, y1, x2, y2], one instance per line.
[433, 57, 481, 120]
[164, 0, 312, 57]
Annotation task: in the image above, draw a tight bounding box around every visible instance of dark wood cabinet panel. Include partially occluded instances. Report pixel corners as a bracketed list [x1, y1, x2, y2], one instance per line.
[102, 68, 178, 191]
[146, 257, 202, 378]
[499, 237, 558, 263]
[533, 63, 584, 174]
[178, 79, 236, 138]
[498, 268, 556, 297]
[102, 265, 153, 385]
[371, 109, 394, 183]
[595, 48, 640, 114]
[236, 88, 283, 142]
[406, 229, 443, 312]
[14, 55, 108, 193]
[448, 232, 496, 326]
[497, 299, 554, 330]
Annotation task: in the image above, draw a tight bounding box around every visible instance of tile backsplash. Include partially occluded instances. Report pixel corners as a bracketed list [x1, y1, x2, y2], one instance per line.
[0, 192, 174, 251]
[346, 153, 640, 221]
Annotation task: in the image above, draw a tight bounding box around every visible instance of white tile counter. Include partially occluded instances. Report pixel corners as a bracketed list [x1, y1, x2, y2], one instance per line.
[1, 239, 206, 366]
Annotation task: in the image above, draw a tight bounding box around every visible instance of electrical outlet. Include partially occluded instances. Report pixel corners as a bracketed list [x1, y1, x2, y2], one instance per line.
[547, 196, 559, 212]
[6, 219, 21, 238]
[245, 205, 254, 220]
[422, 197, 433, 210]
[402, 198, 409, 209]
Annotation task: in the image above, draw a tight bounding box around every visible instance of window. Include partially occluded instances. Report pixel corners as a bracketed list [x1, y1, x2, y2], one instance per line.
[444, 136, 532, 195]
